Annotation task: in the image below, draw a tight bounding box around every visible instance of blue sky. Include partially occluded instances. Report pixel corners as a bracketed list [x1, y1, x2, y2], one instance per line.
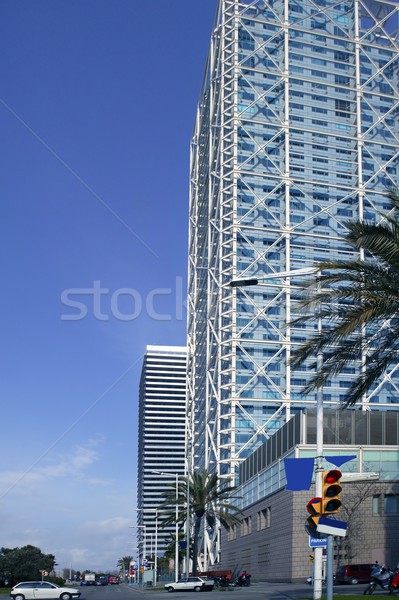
[0, 0, 216, 573]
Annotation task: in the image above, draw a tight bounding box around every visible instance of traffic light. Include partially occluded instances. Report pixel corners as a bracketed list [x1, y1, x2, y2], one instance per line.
[321, 469, 342, 514]
[305, 497, 322, 536]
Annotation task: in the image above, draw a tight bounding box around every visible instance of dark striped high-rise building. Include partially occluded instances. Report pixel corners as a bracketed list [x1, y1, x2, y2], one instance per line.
[137, 345, 186, 560]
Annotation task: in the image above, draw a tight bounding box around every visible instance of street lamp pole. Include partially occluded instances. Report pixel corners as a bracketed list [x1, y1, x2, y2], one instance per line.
[186, 444, 191, 577]
[154, 509, 158, 587]
[230, 267, 324, 600]
[151, 470, 180, 582]
[132, 507, 159, 584]
[175, 472, 179, 582]
[129, 525, 146, 585]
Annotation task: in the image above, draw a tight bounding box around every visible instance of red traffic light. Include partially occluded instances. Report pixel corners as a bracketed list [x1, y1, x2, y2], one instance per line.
[322, 469, 342, 514]
[324, 469, 342, 484]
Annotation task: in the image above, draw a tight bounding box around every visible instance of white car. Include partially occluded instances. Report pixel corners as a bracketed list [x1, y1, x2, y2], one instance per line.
[10, 582, 81, 600]
[164, 576, 214, 592]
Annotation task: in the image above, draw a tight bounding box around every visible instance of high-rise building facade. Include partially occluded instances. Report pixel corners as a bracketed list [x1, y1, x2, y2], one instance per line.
[136, 345, 187, 560]
[187, 0, 399, 485]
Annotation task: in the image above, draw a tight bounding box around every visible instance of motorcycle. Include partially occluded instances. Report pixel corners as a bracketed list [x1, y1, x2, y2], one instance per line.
[364, 568, 394, 595]
[389, 572, 399, 594]
[232, 574, 251, 587]
[213, 576, 230, 588]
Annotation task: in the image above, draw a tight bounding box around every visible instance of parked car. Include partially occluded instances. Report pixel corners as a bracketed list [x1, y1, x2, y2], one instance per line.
[164, 577, 215, 592]
[335, 564, 375, 585]
[10, 582, 81, 600]
[307, 577, 326, 585]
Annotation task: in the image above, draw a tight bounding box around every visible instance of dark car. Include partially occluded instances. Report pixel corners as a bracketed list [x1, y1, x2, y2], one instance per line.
[335, 564, 374, 585]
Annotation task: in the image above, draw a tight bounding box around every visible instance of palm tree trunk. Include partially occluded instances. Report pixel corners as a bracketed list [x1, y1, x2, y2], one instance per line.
[192, 517, 201, 576]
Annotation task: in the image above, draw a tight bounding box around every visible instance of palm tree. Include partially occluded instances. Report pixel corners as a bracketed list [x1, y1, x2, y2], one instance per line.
[163, 531, 192, 565]
[290, 188, 399, 407]
[116, 555, 132, 577]
[159, 470, 242, 576]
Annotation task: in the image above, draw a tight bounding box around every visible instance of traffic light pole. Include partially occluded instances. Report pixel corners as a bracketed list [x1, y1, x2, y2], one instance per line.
[313, 382, 324, 600]
[326, 535, 334, 600]
[230, 269, 325, 600]
[313, 276, 324, 600]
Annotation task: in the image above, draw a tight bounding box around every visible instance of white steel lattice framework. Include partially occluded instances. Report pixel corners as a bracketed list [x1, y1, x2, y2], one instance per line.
[187, 0, 399, 568]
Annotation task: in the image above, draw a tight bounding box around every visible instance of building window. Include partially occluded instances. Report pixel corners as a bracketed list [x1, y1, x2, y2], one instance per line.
[227, 525, 237, 541]
[257, 507, 271, 530]
[372, 495, 380, 515]
[384, 494, 399, 514]
[241, 516, 252, 536]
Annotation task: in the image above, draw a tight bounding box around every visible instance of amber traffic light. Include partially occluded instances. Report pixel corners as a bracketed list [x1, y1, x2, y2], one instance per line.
[305, 497, 322, 536]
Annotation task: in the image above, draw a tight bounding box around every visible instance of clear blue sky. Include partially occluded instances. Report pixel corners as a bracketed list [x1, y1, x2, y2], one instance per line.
[0, 0, 216, 573]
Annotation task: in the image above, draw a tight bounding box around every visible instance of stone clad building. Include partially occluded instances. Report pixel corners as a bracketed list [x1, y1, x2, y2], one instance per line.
[216, 410, 399, 581]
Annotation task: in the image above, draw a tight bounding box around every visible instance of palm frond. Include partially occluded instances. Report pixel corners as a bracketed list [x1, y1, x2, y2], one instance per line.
[290, 189, 399, 406]
[157, 469, 242, 575]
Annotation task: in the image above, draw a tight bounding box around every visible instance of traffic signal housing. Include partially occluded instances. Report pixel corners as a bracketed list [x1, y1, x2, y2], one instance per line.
[321, 469, 342, 514]
[306, 497, 322, 537]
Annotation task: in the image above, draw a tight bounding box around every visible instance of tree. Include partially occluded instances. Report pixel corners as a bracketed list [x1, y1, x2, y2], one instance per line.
[163, 531, 192, 565]
[290, 189, 399, 407]
[336, 481, 383, 566]
[0, 545, 56, 585]
[159, 470, 242, 576]
[62, 568, 77, 581]
[116, 556, 132, 575]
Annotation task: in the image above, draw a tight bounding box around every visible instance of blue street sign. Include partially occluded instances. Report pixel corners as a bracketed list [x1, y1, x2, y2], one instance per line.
[317, 516, 348, 537]
[309, 536, 327, 548]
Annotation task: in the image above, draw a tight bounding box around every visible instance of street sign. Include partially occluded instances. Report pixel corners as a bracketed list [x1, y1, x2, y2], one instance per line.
[309, 536, 327, 548]
[142, 558, 148, 567]
[317, 516, 348, 537]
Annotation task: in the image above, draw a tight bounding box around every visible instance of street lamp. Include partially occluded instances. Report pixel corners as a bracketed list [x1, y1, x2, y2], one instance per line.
[132, 507, 159, 586]
[125, 548, 139, 583]
[129, 525, 146, 584]
[185, 439, 191, 577]
[230, 267, 325, 600]
[152, 470, 179, 582]
[154, 509, 158, 587]
[230, 267, 318, 287]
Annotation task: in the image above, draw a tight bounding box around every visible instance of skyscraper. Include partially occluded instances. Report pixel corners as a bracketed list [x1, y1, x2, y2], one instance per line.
[187, 0, 399, 486]
[136, 345, 186, 560]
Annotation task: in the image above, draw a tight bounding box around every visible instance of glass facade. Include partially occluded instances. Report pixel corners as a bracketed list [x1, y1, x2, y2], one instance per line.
[188, 0, 399, 484]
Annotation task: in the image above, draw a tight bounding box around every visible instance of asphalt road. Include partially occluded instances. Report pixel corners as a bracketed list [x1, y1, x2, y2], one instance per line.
[3, 581, 394, 600]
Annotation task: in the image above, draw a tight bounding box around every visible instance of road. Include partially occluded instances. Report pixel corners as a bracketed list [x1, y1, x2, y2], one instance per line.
[69, 581, 392, 600]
